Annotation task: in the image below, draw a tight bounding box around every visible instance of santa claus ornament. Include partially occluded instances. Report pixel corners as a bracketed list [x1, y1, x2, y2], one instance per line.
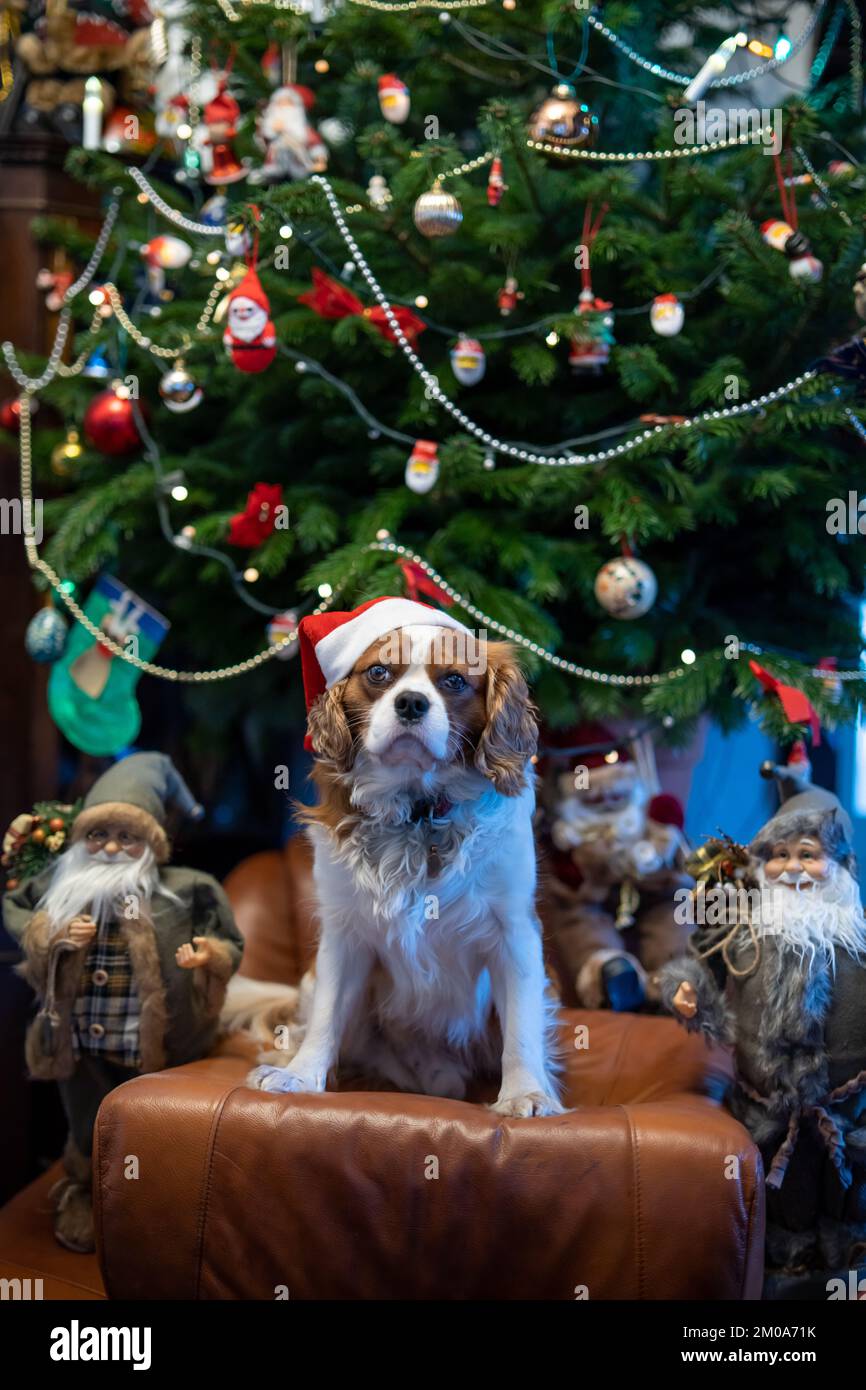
[252, 85, 328, 183]
[223, 265, 276, 374]
[202, 80, 248, 186]
[378, 73, 410, 124]
[450, 336, 486, 386]
[761, 218, 823, 282]
[405, 440, 439, 494]
[487, 155, 506, 208]
[650, 293, 684, 337]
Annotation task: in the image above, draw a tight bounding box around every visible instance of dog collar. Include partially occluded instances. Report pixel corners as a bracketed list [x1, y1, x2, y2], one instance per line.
[409, 795, 452, 824]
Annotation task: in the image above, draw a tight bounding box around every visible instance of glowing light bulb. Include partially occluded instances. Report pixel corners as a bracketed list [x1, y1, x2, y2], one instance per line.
[244, 567, 260, 583]
[170, 484, 188, 501]
[681, 648, 697, 665]
[318, 583, 333, 598]
[546, 330, 559, 346]
[414, 294, 429, 308]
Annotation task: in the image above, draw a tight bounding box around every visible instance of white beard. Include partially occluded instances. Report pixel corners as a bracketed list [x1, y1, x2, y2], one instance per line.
[37, 840, 162, 935]
[228, 302, 267, 343]
[755, 861, 866, 970]
[552, 795, 648, 858]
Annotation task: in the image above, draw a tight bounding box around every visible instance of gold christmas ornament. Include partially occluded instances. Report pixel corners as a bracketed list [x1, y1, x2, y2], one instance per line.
[413, 180, 463, 238]
[528, 83, 598, 152]
[50, 427, 83, 476]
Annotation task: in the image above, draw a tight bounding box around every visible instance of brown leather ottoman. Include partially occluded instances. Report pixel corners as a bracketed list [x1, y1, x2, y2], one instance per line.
[92, 1011, 764, 1300]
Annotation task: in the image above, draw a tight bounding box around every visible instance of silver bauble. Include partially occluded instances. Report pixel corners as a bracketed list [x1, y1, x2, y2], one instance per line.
[413, 182, 463, 238]
[159, 365, 203, 414]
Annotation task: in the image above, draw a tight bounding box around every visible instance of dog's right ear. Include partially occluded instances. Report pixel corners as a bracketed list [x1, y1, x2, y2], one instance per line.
[307, 680, 355, 770]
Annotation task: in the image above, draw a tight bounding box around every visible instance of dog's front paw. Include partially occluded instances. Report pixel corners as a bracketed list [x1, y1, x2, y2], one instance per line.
[246, 1064, 323, 1094]
[490, 1090, 565, 1118]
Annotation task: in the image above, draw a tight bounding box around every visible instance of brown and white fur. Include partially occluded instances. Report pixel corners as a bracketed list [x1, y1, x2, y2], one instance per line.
[241, 625, 564, 1116]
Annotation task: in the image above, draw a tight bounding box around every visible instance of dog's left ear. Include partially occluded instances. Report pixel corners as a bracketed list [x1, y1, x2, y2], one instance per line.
[474, 642, 538, 796]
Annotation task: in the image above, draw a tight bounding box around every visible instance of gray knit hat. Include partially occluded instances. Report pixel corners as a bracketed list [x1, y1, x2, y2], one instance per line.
[750, 780, 856, 878]
[71, 753, 203, 863]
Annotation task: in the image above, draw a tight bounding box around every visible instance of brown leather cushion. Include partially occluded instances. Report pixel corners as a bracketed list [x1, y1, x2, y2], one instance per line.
[0, 1164, 105, 1299]
[93, 1013, 764, 1300]
[224, 836, 317, 985]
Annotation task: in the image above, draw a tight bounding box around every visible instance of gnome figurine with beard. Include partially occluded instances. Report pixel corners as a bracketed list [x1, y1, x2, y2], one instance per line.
[3, 754, 243, 1254]
[540, 724, 692, 1012]
[659, 759, 866, 1293]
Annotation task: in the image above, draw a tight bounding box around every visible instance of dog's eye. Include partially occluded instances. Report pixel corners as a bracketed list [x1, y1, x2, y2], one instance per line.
[440, 672, 467, 692]
[365, 664, 392, 684]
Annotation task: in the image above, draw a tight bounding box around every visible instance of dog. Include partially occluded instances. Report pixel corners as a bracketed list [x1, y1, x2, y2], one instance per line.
[233, 597, 563, 1117]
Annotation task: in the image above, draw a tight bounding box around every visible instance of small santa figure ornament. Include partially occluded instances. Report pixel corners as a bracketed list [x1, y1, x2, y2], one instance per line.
[450, 336, 486, 386]
[760, 218, 823, 282]
[405, 439, 439, 494]
[497, 275, 523, 317]
[223, 267, 276, 373]
[650, 293, 684, 337]
[378, 73, 410, 124]
[252, 85, 328, 183]
[487, 156, 506, 208]
[202, 81, 248, 186]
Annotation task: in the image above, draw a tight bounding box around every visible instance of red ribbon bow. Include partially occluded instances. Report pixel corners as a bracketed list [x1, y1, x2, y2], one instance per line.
[749, 660, 821, 745]
[398, 559, 453, 607]
[298, 268, 427, 345]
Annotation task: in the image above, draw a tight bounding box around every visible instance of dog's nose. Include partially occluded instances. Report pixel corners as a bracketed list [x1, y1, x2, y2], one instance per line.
[395, 690, 430, 723]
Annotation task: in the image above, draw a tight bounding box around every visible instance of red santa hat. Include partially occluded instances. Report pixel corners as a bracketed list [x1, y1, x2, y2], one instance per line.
[378, 73, 407, 95]
[229, 266, 270, 313]
[290, 84, 316, 111]
[299, 597, 473, 748]
[204, 82, 240, 131]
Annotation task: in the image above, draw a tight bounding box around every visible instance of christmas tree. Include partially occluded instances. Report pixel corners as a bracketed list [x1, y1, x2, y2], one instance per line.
[6, 0, 866, 765]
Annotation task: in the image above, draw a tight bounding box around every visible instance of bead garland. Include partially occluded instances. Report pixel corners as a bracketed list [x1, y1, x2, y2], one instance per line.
[128, 167, 224, 237]
[586, 3, 828, 90]
[17, 391, 864, 686]
[526, 123, 777, 163]
[312, 173, 820, 467]
[2, 198, 119, 392]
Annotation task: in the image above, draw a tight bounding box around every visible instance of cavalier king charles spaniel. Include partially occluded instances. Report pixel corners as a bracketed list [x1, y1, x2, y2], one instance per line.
[237, 597, 563, 1116]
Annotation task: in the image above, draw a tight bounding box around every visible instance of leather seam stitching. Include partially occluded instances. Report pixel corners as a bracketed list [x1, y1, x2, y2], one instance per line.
[625, 1106, 647, 1299]
[192, 1084, 241, 1299]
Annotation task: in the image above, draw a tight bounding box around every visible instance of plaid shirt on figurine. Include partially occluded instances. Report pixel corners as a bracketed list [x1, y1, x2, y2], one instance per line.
[72, 916, 142, 1068]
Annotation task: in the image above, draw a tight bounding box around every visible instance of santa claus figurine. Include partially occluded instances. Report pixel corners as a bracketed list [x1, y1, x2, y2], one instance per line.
[659, 755, 866, 1294]
[201, 80, 248, 186]
[251, 85, 328, 183]
[223, 266, 277, 373]
[3, 754, 243, 1253]
[540, 723, 692, 1011]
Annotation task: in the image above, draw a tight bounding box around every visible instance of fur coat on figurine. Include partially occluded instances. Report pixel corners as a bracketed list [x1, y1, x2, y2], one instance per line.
[540, 724, 692, 1012]
[659, 766, 866, 1292]
[3, 753, 243, 1254]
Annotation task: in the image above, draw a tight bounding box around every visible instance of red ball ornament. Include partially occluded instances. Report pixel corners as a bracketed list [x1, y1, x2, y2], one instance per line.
[83, 388, 143, 456]
[0, 397, 39, 432]
[0, 398, 22, 432]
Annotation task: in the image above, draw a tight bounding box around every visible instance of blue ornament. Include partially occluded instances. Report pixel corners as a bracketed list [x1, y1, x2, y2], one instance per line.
[25, 607, 69, 663]
[83, 347, 112, 380]
[200, 194, 227, 228]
